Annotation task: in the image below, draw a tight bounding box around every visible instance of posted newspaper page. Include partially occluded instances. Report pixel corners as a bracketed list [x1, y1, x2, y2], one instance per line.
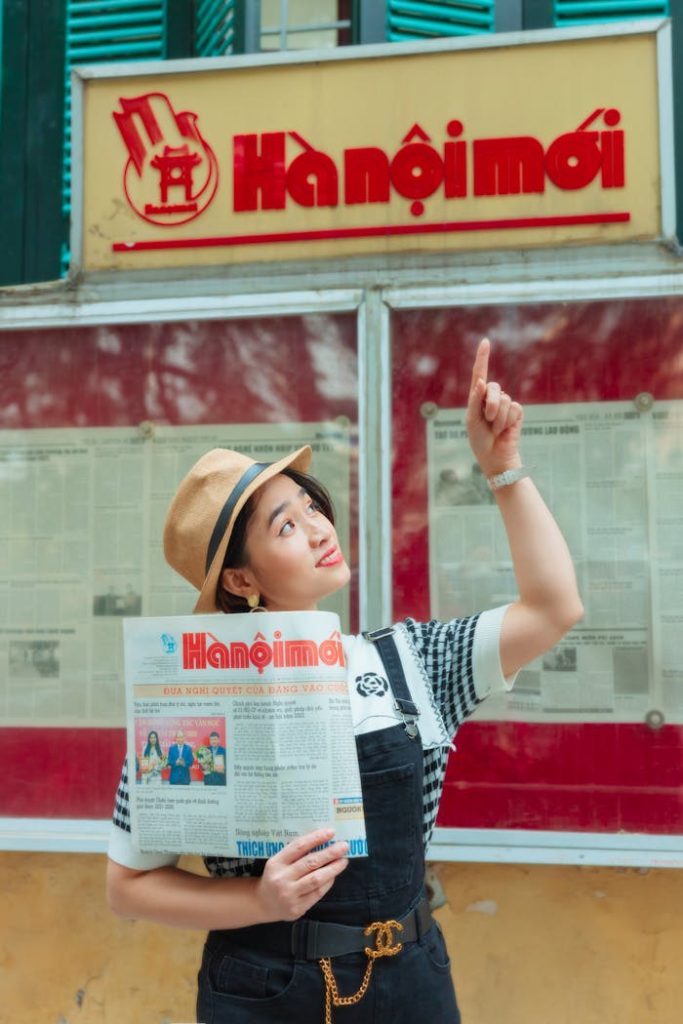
[0, 420, 350, 727]
[427, 400, 683, 724]
[124, 610, 367, 858]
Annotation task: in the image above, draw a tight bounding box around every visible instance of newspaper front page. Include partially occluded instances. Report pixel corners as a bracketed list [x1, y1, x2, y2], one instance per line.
[124, 611, 367, 858]
[0, 421, 350, 727]
[427, 400, 683, 724]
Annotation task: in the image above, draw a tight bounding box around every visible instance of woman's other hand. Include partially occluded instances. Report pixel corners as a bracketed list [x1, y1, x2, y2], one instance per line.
[255, 828, 349, 922]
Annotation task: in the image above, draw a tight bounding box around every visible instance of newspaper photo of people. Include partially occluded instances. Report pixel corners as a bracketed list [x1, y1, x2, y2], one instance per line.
[134, 716, 226, 787]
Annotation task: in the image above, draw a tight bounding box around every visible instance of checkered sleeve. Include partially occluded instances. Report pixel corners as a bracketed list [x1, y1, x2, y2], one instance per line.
[108, 759, 179, 870]
[202, 856, 262, 878]
[401, 616, 483, 850]
[112, 758, 132, 833]
[402, 615, 482, 737]
[109, 759, 257, 876]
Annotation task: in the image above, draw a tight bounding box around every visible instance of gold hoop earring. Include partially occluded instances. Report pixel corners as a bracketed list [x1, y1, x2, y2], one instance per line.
[247, 593, 266, 613]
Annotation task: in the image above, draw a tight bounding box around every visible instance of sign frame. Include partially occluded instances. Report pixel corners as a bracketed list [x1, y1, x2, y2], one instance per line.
[69, 19, 676, 277]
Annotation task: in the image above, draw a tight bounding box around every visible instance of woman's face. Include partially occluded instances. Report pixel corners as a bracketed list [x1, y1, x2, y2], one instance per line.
[149, 732, 159, 746]
[223, 473, 350, 612]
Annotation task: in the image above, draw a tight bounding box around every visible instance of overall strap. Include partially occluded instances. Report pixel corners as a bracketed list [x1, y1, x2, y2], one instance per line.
[365, 627, 421, 740]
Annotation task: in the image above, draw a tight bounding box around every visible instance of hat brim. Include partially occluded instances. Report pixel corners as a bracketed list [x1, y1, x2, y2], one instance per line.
[193, 444, 313, 614]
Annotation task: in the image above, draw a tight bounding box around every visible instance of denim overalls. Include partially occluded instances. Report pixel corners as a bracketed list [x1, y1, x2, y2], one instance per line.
[196, 717, 462, 1023]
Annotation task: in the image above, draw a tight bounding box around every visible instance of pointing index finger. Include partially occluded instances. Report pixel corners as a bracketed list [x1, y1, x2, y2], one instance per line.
[470, 337, 490, 392]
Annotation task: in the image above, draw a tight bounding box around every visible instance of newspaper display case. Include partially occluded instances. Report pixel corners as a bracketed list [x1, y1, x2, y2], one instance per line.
[390, 297, 683, 859]
[0, 312, 359, 822]
[1, 23, 682, 865]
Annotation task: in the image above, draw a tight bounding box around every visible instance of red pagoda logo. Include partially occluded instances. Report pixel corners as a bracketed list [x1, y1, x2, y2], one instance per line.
[113, 93, 218, 226]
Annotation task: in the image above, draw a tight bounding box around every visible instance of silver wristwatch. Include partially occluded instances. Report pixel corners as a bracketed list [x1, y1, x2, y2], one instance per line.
[487, 466, 531, 491]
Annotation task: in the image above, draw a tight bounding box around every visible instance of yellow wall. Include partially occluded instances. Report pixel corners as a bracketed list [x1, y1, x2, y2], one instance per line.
[1, 851, 682, 1024]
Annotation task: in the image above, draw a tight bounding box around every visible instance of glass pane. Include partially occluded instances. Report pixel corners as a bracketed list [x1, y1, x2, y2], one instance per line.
[260, 0, 282, 30]
[392, 298, 683, 835]
[286, 29, 339, 48]
[261, 0, 352, 49]
[0, 312, 358, 818]
[288, 0, 340, 27]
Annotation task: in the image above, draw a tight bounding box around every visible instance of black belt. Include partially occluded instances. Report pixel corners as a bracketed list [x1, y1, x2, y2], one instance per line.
[252, 897, 433, 960]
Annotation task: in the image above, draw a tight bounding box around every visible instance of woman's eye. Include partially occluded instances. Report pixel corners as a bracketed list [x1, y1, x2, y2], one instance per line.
[279, 520, 294, 536]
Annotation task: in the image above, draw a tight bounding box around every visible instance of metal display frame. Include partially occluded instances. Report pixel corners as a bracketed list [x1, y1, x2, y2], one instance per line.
[1, 21, 682, 863]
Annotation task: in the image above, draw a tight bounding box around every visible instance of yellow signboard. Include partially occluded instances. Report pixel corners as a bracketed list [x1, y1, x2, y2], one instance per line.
[75, 24, 672, 272]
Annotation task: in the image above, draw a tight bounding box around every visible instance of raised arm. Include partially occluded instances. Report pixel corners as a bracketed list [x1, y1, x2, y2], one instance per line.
[465, 338, 584, 678]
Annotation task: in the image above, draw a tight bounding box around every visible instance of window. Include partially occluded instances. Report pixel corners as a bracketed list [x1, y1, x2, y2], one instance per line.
[387, 0, 495, 41]
[260, 0, 354, 51]
[553, 0, 669, 27]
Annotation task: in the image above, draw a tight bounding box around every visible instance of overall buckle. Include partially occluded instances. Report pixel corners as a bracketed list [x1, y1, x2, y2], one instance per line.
[394, 697, 420, 739]
[365, 626, 395, 642]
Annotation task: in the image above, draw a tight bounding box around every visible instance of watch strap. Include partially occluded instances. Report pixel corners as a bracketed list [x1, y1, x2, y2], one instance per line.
[487, 466, 531, 491]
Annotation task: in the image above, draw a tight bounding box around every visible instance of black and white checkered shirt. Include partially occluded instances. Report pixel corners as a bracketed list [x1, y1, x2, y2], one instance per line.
[111, 613, 499, 876]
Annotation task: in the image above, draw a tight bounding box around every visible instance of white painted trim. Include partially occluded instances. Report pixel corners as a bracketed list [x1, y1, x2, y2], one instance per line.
[2, 241, 682, 311]
[357, 292, 392, 632]
[6, 267, 683, 331]
[383, 272, 683, 311]
[0, 289, 363, 330]
[0, 818, 111, 854]
[379, 297, 392, 629]
[358, 295, 370, 633]
[428, 828, 683, 869]
[657, 21, 677, 241]
[2, 817, 682, 864]
[70, 20, 668, 82]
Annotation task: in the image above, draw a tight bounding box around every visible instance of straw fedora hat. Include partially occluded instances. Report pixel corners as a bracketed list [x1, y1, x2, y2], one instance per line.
[163, 445, 312, 613]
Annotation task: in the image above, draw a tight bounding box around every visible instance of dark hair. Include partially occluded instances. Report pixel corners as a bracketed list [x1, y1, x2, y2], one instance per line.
[216, 468, 335, 614]
[143, 731, 163, 757]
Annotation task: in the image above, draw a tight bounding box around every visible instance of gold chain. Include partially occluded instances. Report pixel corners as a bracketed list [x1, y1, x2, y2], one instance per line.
[318, 919, 404, 1024]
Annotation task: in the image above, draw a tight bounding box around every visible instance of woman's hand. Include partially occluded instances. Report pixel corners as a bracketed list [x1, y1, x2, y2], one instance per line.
[466, 338, 524, 478]
[255, 828, 349, 922]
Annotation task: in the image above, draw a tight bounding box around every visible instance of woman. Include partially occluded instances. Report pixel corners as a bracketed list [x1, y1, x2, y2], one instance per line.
[106, 339, 583, 1023]
[140, 730, 165, 785]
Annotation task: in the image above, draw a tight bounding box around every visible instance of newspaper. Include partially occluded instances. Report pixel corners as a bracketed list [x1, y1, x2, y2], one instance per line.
[124, 610, 367, 858]
[427, 400, 683, 724]
[0, 421, 350, 727]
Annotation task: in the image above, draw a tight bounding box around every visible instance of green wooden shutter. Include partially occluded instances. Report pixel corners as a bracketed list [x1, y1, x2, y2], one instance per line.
[553, 0, 669, 26]
[62, 1, 168, 272]
[195, 0, 236, 56]
[387, 0, 495, 40]
[61, 0, 235, 274]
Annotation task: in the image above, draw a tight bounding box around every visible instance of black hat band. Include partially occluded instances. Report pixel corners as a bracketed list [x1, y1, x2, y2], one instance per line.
[205, 462, 270, 577]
